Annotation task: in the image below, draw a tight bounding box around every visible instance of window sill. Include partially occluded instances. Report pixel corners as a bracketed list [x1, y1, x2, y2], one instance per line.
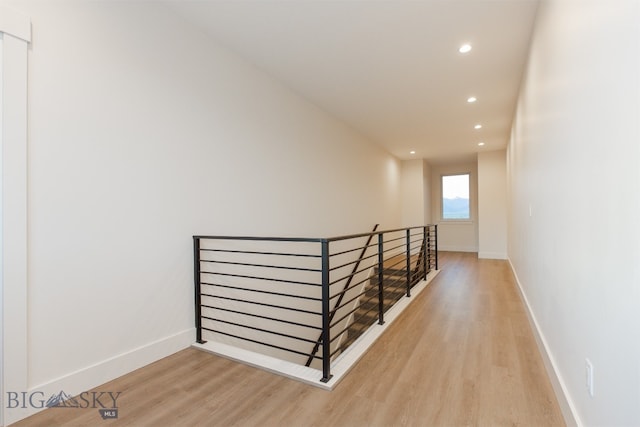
[439, 220, 474, 225]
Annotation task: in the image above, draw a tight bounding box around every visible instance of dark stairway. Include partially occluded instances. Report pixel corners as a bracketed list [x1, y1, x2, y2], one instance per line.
[340, 254, 423, 350]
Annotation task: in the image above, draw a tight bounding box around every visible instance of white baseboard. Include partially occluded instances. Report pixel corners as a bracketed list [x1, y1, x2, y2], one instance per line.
[507, 258, 581, 427]
[438, 245, 477, 252]
[5, 328, 194, 425]
[478, 251, 507, 259]
[194, 270, 440, 391]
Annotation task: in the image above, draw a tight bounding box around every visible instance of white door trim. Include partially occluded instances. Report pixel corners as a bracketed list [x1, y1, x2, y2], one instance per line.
[0, 6, 30, 426]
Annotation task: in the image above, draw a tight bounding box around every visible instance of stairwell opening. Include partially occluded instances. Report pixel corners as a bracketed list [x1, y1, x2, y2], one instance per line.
[192, 225, 439, 389]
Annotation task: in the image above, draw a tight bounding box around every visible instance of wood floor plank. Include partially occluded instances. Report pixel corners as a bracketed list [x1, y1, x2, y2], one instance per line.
[12, 252, 565, 426]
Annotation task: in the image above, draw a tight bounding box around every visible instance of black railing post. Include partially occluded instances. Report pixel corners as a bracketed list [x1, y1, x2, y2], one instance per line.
[320, 239, 333, 383]
[377, 233, 385, 325]
[305, 224, 379, 366]
[423, 226, 428, 279]
[434, 224, 439, 270]
[405, 229, 411, 297]
[193, 236, 206, 344]
[427, 226, 431, 273]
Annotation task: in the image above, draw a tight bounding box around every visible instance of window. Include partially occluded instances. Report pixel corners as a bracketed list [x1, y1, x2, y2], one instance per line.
[442, 174, 470, 220]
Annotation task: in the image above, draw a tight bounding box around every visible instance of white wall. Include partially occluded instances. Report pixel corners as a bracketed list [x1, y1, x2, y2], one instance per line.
[508, 1, 640, 425]
[431, 162, 478, 252]
[477, 150, 507, 259]
[400, 159, 431, 227]
[423, 160, 432, 224]
[3, 1, 402, 422]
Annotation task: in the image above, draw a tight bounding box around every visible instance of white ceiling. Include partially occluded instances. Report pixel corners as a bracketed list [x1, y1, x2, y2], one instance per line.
[166, 0, 539, 163]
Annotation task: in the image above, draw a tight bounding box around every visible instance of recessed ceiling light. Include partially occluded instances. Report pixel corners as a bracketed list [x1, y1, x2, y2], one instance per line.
[478, 142, 485, 146]
[459, 44, 472, 54]
[474, 124, 482, 129]
[467, 96, 477, 103]
[410, 150, 416, 154]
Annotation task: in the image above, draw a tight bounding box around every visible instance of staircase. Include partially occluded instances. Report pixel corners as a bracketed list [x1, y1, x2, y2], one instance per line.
[195, 224, 437, 382]
[340, 254, 423, 350]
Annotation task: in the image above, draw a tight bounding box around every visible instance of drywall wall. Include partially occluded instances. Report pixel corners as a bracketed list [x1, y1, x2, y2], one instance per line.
[400, 159, 431, 227]
[508, 1, 640, 425]
[2, 1, 402, 422]
[477, 150, 507, 259]
[431, 162, 478, 252]
[423, 160, 432, 225]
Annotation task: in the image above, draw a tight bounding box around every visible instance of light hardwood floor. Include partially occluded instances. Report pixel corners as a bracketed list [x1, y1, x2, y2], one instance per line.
[13, 252, 565, 426]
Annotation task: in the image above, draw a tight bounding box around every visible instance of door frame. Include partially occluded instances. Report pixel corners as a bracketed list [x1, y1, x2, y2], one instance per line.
[0, 7, 30, 426]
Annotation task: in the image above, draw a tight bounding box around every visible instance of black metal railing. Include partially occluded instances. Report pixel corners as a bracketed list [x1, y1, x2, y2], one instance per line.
[193, 225, 438, 383]
[304, 224, 380, 367]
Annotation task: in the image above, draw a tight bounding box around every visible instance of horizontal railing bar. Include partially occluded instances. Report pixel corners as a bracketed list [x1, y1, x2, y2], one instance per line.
[325, 226, 433, 243]
[329, 302, 362, 329]
[328, 275, 372, 301]
[331, 280, 371, 311]
[201, 294, 321, 316]
[328, 252, 377, 272]
[202, 328, 321, 359]
[381, 274, 406, 289]
[200, 248, 321, 258]
[197, 226, 436, 246]
[200, 282, 322, 301]
[373, 236, 405, 247]
[329, 327, 351, 347]
[381, 242, 407, 254]
[329, 323, 364, 350]
[195, 235, 325, 243]
[202, 305, 322, 330]
[380, 257, 407, 272]
[329, 310, 377, 346]
[328, 263, 375, 286]
[200, 259, 321, 273]
[200, 271, 320, 287]
[382, 259, 407, 273]
[203, 316, 318, 344]
[329, 242, 378, 258]
[359, 288, 382, 308]
[345, 306, 382, 332]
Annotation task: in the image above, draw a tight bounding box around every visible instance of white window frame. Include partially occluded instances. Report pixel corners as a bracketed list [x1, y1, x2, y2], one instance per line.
[440, 173, 472, 222]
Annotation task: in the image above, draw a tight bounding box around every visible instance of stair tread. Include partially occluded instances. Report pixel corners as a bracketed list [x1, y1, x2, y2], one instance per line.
[338, 252, 429, 354]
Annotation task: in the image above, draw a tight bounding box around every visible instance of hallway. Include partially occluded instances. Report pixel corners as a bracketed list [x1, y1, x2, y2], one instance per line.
[14, 252, 565, 426]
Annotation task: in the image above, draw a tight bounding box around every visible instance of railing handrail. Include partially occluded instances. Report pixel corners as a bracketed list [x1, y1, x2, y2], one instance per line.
[193, 234, 325, 243]
[193, 224, 436, 244]
[325, 225, 432, 243]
